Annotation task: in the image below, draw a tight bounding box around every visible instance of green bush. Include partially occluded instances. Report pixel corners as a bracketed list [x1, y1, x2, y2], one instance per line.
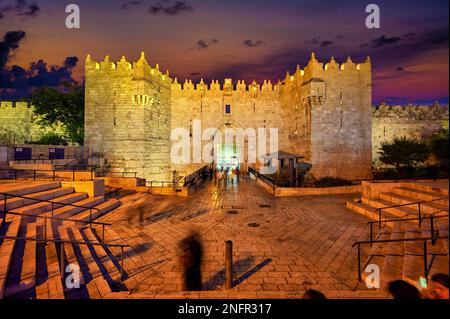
[28, 132, 68, 145]
[314, 177, 353, 188]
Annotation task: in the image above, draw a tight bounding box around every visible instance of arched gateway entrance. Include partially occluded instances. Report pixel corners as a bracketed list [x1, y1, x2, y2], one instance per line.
[211, 123, 244, 171]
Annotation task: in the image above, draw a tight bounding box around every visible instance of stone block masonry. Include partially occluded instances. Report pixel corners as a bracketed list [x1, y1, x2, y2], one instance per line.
[372, 104, 449, 165]
[83, 52, 449, 182]
[0, 101, 65, 144]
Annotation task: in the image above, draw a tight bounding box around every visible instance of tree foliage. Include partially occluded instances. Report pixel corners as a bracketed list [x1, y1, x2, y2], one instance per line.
[378, 136, 429, 170]
[31, 83, 84, 145]
[28, 132, 68, 145]
[429, 121, 449, 162]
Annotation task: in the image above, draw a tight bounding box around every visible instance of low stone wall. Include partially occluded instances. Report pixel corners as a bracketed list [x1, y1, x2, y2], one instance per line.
[96, 177, 141, 189]
[361, 181, 404, 200]
[10, 163, 54, 171]
[135, 186, 188, 197]
[256, 179, 275, 195]
[275, 185, 361, 197]
[61, 180, 104, 197]
[255, 176, 361, 197]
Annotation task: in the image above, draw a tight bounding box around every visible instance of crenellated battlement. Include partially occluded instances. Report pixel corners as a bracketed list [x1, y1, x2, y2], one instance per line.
[85, 52, 172, 85]
[170, 53, 371, 95]
[372, 103, 449, 119]
[171, 78, 283, 94]
[0, 101, 32, 109]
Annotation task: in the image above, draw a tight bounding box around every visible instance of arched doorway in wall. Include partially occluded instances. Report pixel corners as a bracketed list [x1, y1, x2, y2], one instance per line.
[211, 123, 244, 171]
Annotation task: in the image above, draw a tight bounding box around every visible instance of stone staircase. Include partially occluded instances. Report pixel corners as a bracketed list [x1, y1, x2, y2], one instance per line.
[346, 181, 449, 295]
[0, 181, 125, 299]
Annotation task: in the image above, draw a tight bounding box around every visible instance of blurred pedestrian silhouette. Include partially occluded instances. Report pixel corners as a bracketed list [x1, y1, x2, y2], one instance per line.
[302, 289, 326, 299]
[179, 232, 203, 291]
[388, 280, 421, 299]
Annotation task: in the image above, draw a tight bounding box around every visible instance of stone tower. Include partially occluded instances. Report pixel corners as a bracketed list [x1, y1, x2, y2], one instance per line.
[84, 52, 172, 181]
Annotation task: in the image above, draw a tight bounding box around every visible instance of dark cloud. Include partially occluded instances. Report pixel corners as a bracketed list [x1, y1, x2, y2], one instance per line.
[0, 30, 78, 99]
[197, 38, 218, 50]
[305, 37, 335, 48]
[305, 37, 320, 45]
[0, 30, 26, 69]
[120, 0, 142, 11]
[242, 40, 264, 48]
[370, 35, 402, 48]
[403, 33, 415, 37]
[396, 67, 404, 71]
[0, 0, 40, 19]
[320, 40, 334, 47]
[149, 0, 193, 16]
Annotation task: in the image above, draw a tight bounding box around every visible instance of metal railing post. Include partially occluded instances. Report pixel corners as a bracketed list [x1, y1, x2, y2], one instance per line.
[120, 246, 124, 283]
[378, 209, 382, 230]
[33, 170, 36, 180]
[357, 243, 362, 281]
[102, 224, 105, 243]
[60, 242, 64, 279]
[225, 240, 233, 289]
[423, 240, 428, 282]
[418, 203, 422, 228]
[43, 215, 47, 245]
[370, 223, 373, 247]
[51, 202, 54, 218]
[53, 170, 56, 181]
[430, 215, 435, 245]
[14, 169, 17, 180]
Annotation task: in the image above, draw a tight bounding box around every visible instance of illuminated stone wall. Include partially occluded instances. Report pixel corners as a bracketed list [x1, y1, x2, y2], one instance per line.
[372, 104, 449, 165]
[0, 101, 64, 144]
[84, 53, 172, 181]
[83, 52, 448, 182]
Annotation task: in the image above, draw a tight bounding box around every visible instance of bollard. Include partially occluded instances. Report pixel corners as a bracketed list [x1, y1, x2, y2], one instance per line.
[225, 240, 233, 289]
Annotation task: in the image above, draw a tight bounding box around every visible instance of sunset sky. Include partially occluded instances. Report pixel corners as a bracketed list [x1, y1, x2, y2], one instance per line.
[0, 0, 449, 104]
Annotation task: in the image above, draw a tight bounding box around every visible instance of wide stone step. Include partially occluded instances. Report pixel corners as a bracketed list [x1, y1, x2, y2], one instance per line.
[360, 230, 391, 284]
[436, 219, 449, 254]
[74, 199, 120, 225]
[403, 181, 449, 197]
[0, 181, 61, 198]
[34, 219, 65, 299]
[402, 224, 427, 286]
[391, 186, 449, 205]
[3, 219, 37, 297]
[346, 201, 398, 225]
[57, 226, 88, 298]
[361, 197, 418, 220]
[82, 227, 122, 282]
[380, 223, 405, 291]
[10, 193, 88, 216]
[70, 228, 113, 298]
[0, 216, 22, 299]
[4, 187, 74, 211]
[49, 197, 106, 221]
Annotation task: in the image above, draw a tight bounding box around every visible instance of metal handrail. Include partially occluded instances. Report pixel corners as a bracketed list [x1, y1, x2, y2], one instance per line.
[366, 212, 449, 247]
[248, 167, 277, 191]
[375, 196, 448, 229]
[2, 210, 111, 242]
[146, 181, 182, 188]
[13, 155, 81, 164]
[352, 235, 449, 283]
[182, 165, 208, 188]
[0, 167, 95, 181]
[1, 192, 101, 227]
[95, 171, 138, 178]
[0, 235, 129, 283]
